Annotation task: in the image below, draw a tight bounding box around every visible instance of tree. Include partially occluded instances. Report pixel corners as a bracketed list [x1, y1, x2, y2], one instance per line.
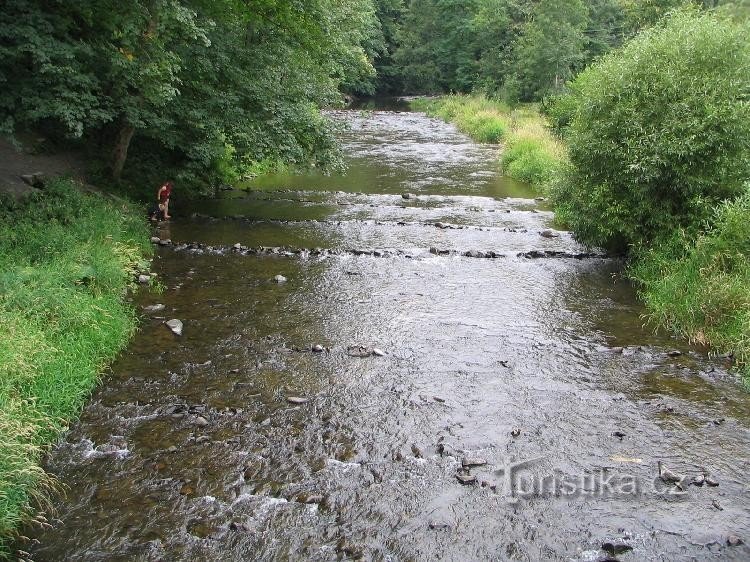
[511, 0, 589, 100]
[394, 0, 480, 93]
[0, 0, 381, 188]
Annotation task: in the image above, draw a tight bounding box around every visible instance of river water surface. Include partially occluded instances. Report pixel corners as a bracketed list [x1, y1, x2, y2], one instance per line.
[28, 106, 750, 561]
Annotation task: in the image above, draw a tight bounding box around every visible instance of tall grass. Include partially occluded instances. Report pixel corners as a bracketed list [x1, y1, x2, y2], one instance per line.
[630, 188, 750, 378]
[0, 179, 151, 557]
[410, 95, 567, 190]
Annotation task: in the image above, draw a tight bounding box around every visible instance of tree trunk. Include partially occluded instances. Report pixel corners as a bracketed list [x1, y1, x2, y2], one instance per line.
[111, 123, 135, 181]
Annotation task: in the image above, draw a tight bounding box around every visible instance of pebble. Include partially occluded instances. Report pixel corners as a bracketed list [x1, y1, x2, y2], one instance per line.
[613, 430, 626, 440]
[287, 396, 309, 405]
[540, 229, 559, 238]
[402, 193, 412, 199]
[428, 520, 452, 531]
[150, 236, 161, 244]
[667, 350, 682, 357]
[312, 344, 324, 353]
[602, 541, 633, 555]
[158, 238, 172, 246]
[462, 457, 488, 468]
[165, 319, 183, 336]
[511, 428, 521, 437]
[411, 444, 423, 458]
[727, 535, 743, 547]
[273, 274, 287, 283]
[194, 416, 209, 427]
[137, 274, 151, 284]
[712, 499, 723, 511]
[372, 348, 385, 356]
[691, 474, 705, 487]
[456, 473, 477, 485]
[144, 303, 165, 313]
[705, 475, 719, 487]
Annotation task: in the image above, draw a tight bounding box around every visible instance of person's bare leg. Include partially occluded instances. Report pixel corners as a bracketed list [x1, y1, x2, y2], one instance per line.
[164, 199, 171, 219]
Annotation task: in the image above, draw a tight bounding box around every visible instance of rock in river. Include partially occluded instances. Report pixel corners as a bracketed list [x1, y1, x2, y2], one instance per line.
[456, 473, 477, 485]
[138, 274, 151, 284]
[144, 303, 165, 313]
[273, 274, 287, 283]
[312, 344, 324, 353]
[165, 319, 183, 336]
[287, 396, 309, 405]
[372, 348, 385, 356]
[462, 457, 488, 468]
[540, 229, 560, 238]
[727, 535, 743, 547]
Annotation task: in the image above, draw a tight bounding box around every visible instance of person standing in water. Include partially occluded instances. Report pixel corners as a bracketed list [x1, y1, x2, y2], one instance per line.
[157, 181, 173, 220]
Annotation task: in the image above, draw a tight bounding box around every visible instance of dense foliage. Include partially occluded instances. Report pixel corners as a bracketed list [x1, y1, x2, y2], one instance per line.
[377, 0, 749, 100]
[0, 180, 151, 557]
[550, 10, 750, 252]
[0, 0, 383, 193]
[384, 0, 630, 99]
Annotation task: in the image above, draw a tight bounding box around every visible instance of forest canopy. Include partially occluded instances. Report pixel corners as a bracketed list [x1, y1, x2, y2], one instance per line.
[0, 0, 384, 191]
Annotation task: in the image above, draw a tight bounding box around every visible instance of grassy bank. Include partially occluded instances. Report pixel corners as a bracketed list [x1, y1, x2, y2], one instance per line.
[0, 179, 151, 557]
[410, 95, 566, 190]
[630, 189, 750, 378]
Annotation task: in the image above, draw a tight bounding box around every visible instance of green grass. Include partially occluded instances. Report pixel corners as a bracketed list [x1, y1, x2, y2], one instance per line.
[410, 94, 567, 190]
[0, 179, 151, 557]
[630, 188, 750, 379]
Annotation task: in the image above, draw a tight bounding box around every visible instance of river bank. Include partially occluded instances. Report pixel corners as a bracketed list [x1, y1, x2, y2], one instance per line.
[0, 179, 151, 558]
[410, 95, 566, 191]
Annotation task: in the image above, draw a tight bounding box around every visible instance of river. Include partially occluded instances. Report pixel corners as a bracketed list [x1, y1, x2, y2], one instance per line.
[27, 104, 750, 561]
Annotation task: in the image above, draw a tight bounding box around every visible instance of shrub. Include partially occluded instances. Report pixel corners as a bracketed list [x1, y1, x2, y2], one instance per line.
[552, 10, 750, 252]
[630, 187, 750, 377]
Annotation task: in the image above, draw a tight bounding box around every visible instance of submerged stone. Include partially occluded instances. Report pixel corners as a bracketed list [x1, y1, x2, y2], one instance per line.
[165, 319, 183, 335]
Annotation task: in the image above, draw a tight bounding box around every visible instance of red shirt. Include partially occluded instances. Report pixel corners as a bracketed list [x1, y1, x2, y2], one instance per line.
[159, 183, 172, 203]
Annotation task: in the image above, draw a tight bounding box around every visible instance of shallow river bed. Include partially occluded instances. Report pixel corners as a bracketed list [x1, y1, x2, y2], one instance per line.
[27, 108, 750, 561]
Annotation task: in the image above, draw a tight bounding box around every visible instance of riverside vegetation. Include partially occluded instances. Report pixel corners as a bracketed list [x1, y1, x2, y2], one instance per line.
[0, 179, 151, 556]
[413, 10, 750, 380]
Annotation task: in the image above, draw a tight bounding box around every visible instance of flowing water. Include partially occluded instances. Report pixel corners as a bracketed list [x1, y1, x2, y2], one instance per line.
[27, 106, 750, 561]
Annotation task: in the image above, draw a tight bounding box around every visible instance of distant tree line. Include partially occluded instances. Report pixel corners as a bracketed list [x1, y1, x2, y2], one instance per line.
[371, 0, 750, 100]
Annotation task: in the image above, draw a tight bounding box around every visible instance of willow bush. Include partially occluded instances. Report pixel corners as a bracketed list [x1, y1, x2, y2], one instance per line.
[551, 10, 750, 252]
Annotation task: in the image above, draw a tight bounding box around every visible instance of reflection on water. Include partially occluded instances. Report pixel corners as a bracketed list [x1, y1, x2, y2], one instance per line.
[26, 106, 750, 562]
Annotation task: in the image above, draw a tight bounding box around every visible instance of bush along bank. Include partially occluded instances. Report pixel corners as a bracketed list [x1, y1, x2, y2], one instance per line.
[549, 10, 750, 379]
[410, 95, 567, 190]
[0, 179, 152, 557]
